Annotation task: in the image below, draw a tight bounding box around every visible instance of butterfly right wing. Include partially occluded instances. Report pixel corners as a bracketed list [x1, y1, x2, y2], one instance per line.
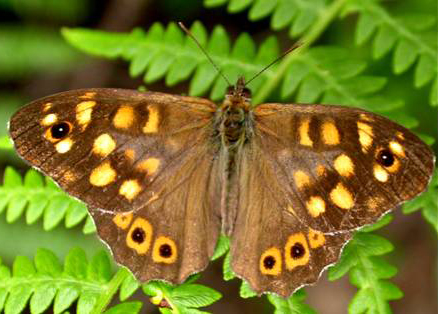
[228, 103, 434, 297]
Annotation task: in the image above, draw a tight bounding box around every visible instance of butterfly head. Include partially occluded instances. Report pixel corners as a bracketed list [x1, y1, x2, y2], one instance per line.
[225, 77, 251, 104]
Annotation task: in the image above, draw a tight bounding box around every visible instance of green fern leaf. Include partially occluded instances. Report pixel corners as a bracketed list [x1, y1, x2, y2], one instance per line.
[345, 0, 438, 105]
[103, 301, 142, 314]
[143, 279, 221, 313]
[204, 0, 328, 37]
[0, 248, 135, 314]
[328, 230, 403, 314]
[267, 289, 316, 314]
[0, 167, 94, 234]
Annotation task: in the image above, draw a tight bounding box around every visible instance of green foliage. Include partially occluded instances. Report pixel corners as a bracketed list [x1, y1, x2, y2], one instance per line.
[143, 277, 221, 314]
[0, 247, 140, 314]
[204, 0, 329, 37]
[0, 136, 13, 150]
[267, 290, 316, 314]
[0, 26, 80, 81]
[61, 22, 420, 131]
[62, 22, 281, 102]
[0, 167, 94, 234]
[344, 0, 437, 105]
[328, 222, 403, 314]
[0, 0, 89, 23]
[1, 0, 436, 312]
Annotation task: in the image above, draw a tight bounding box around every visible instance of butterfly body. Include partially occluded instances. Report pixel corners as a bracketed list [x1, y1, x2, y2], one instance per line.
[9, 85, 435, 297]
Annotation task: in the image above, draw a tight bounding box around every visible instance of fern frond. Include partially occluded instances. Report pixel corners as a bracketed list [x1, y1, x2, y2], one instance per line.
[143, 277, 221, 314]
[267, 290, 316, 314]
[344, 0, 438, 105]
[203, 0, 329, 38]
[62, 22, 281, 102]
[62, 22, 403, 123]
[328, 218, 403, 314]
[0, 248, 138, 314]
[0, 167, 95, 234]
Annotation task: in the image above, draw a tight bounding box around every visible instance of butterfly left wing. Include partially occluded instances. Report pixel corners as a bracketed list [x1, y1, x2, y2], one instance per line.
[9, 88, 223, 284]
[229, 103, 434, 296]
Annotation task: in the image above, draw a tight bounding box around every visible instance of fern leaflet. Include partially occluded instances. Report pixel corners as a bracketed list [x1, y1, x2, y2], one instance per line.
[0, 167, 95, 234]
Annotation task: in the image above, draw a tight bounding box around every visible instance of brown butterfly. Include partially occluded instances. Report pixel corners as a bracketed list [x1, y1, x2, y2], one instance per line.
[9, 72, 435, 297]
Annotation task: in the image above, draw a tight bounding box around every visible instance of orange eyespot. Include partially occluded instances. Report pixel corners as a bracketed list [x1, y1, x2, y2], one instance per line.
[45, 121, 73, 142]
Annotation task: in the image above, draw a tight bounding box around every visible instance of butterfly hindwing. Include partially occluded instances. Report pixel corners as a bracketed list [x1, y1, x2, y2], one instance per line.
[229, 144, 352, 296]
[10, 88, 223, 284]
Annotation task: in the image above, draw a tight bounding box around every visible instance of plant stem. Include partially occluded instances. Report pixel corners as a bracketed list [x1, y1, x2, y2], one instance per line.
[253, 0, 348, 104]
[91, 267, 130, 314]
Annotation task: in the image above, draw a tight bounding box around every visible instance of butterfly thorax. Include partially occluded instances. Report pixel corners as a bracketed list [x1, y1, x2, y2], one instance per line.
[218, 77, 252, 147]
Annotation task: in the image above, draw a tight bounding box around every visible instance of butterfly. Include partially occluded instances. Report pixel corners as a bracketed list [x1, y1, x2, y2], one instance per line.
[9, 75, 435, 297]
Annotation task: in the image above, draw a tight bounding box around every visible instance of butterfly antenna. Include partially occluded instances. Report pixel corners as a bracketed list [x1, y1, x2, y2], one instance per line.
[246, 41, 302, 85]
[178, 22, 232, 86]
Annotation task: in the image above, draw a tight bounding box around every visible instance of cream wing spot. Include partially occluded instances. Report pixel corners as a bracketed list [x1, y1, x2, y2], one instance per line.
[137, 158, 160, 175]
[41, 114, 58, 126]
[143, 105, 160, 133]
[357, 122, 373, 152]
[93, 133, 116, 157]
[124, 149, 135, 162]
[55, 138, 74, 154]
[113, 106, 135, 129]
[298, 118, 313, 147]
[389, 141, 405, 157]
[330, 183, 354, 210]
[306, 196, 326, 217]
[119, 180, 142, 201]
[79, 92, 96, 99]
[334, 154, 355, 177]
[293, 170, 311, 189]
[42, 103, 52, 112]
[321, 121, 340, 145]
[76, 101, 96, 130]
[373, 164, 389, 182]
[90, 161, 117, 187]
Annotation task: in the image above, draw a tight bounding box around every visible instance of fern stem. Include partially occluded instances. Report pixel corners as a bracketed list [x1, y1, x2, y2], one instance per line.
[90, 267, 130, 314]
[252, 0, 348, 104]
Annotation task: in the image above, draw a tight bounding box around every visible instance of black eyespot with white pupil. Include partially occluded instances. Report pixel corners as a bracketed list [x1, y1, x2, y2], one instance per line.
[291, 243, 305, 259]
[50, 122, 71, 139]
[263, 255, 276, 269]
[131, 227, 145, 243]
[159, 244, 172, 258]
[377, 149, 395, 167]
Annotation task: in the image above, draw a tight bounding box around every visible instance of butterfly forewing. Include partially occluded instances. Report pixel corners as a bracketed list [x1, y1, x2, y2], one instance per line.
[251, 103, 434, 233]
[9, 88, 223, 284]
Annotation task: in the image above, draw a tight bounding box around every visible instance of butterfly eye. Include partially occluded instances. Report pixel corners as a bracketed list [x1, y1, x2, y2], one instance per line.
[50, 122, 72, 140]
[226, 86, 234, 95]
[242, 87, 251, 99]
[377, 149, 395, 167]
[291, 243, 305, 259]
